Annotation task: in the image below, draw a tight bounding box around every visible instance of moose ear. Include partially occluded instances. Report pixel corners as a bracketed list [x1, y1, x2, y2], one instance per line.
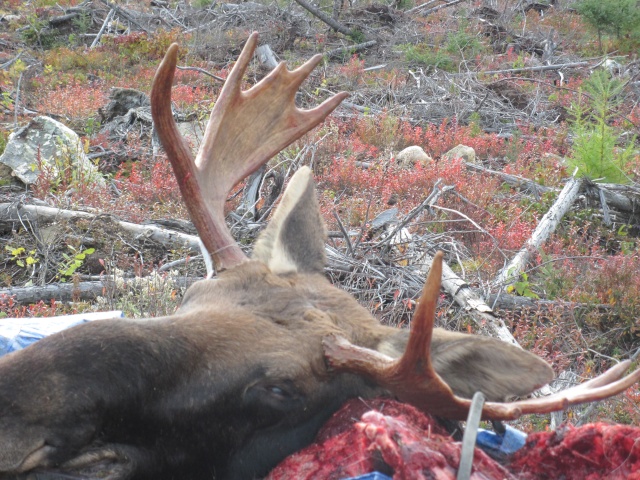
[430, 332, 554, 402]
[252, 167, 326, 274]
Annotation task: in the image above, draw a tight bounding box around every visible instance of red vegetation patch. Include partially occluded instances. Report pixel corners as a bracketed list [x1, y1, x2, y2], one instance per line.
[37, 82, 106, 122]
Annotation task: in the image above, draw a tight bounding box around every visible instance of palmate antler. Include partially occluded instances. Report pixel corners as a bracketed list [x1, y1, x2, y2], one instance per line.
[151, 32, 347, 272]
[324, 252, 640, 421]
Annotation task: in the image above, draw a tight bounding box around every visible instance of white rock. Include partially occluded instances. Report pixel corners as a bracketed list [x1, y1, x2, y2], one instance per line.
[0, 116, 104, 186]
[395, 145, 432, 168]
[441, 144, 476, 164]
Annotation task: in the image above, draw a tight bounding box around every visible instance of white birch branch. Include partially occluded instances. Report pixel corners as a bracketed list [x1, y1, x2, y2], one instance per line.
[492, 176, 584, 291]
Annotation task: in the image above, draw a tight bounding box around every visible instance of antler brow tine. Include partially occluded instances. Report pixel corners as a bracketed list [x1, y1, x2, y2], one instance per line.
[151, 32, 348, 272]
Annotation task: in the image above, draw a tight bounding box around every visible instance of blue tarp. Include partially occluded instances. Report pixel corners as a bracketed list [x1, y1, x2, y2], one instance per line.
[0, 311, 123, 355]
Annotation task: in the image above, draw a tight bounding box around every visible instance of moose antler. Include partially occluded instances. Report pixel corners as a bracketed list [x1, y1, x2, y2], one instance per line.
[151, 32, 348, 272]
[324, 251, 640, 421]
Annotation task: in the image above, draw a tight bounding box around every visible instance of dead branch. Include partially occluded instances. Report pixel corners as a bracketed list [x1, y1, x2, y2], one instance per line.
[486, 292, 613, 314]
[0, 277, 199, 305]
[325, 41, 377, 59]
[585, 182, 640, 215]
[405, 0, 439, 14]
[48, 12, 80, 26]
[0, 52, 23, 70]
[470, 60, 593, 77]
[91, 8, 115, 49]
[0, 281, 110, 304]
[98, 0, 151, 33]
[464, 162, 554, 197]
[420, 0, 469, 16]
[292, 0, 354, 37]
[414, 251, 520, 346]
[255, 44, 279, 70]
[176, 65, 225, 83]
[465, 164, 640, 220]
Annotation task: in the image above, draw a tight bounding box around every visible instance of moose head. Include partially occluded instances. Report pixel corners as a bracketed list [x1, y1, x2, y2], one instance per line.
[1, 33, 638, 480]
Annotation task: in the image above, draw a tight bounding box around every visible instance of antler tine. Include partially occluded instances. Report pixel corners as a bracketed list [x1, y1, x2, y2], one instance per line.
[324, 252, 640, 421]
[151, 32, 348, 272]
[506, 360, 640, 416]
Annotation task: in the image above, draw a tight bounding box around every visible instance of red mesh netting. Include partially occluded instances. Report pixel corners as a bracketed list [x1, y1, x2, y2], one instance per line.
[267, 399, 640, 480]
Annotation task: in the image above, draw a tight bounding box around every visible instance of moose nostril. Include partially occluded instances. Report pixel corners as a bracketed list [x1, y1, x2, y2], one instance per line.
[15, 443, 54, 473]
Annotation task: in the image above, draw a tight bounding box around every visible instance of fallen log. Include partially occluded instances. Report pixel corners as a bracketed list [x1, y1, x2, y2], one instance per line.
[0, 281, 110, 305]
[492, 176, 584, 291]
[0, 276, 199, 305]
[486, 292, 612, 315]
[0, 202, 202, 253]
[466, 163, 640, 220]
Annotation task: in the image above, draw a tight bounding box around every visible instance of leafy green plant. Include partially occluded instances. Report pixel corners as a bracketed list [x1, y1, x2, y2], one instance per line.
[71, 12, 92, 34]
[57, 246, 95, 280]
[506, 270, 539, 298]
[348, 29, 366, 44]
[5, 246, 39, 269]
[0, 129, 8, 157]
[32, 136, 104, 198]
[567, 70, 635, 184]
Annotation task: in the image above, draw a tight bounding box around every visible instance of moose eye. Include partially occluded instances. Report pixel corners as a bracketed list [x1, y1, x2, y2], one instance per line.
[268, 386, 287, 397]
[244, 379, 302, 415]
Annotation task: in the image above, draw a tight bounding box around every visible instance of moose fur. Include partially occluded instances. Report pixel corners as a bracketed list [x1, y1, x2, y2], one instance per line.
[0, 168, 553, 480]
